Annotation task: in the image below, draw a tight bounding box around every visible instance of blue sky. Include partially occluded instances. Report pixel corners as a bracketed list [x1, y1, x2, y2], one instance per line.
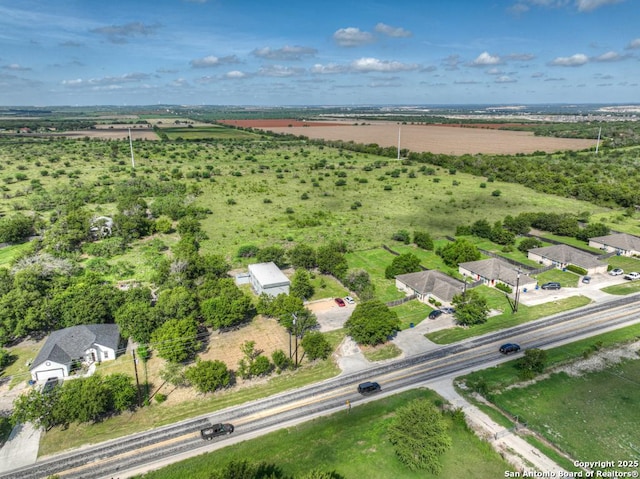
[0, 0, 638, 106]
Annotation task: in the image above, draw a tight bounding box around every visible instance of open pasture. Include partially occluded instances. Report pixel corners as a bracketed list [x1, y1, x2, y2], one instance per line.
[257, 121, 596, 155]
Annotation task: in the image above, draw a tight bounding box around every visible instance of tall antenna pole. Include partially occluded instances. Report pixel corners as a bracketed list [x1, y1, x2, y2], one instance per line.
[595, 126, 602, 155]
[397, 124, 401, 160]
[128, 128, 135, 168]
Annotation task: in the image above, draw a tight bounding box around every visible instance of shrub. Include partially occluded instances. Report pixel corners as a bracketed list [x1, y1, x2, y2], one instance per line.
[566, 264, 587, 275]
[154, 393, 167, 404]
[495, 282, 513, 294]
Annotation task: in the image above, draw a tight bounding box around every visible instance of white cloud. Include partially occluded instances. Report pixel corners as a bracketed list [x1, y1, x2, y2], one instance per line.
[487, 67, 503, 75]
[310, 63, 348, 74]
[61, 73, 151, 87]
[252, 45, 317, 61]
[626, 38, 640, 49]
[62, 78, 84, 86]
[2, 63, 31, 71]
[593, 51, 625, 62]
[495, 75, 517, 83]
[333, 27, 374, 47]
[190, 55, 239, 68]
[471, 52, 502, 66]
[224, 70, 248, 79]
[576, 0, 624, 12]
[549, 53, 589, 66]
[350, 57, 419, 72]
[374, 23, 412, 38]
[257, 65, 305, 77]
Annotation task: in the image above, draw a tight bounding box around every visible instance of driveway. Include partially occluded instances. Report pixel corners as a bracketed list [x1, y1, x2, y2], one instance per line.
[306, 298, 355, 332]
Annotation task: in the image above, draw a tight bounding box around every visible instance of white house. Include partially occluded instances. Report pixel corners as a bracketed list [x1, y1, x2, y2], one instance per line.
[30, 324, 121, 381]
[248, 262, 290, 297]
[459, 258, 537, 291]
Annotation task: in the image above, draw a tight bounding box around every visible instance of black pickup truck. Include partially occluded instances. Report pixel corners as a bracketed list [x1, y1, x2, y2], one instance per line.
[200, 423, 234, 440]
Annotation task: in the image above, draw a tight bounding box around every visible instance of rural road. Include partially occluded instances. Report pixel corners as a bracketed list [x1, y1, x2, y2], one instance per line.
[3, 292, 639, 479]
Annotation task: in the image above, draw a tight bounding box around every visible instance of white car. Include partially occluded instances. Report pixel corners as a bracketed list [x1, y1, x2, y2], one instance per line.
[624, 272, 640, 280]
[344, 296, 355, 304]
[609, 268, 624, 276]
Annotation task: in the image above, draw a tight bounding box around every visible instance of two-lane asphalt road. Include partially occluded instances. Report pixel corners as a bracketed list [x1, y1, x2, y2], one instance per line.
[4, 294, 640, 479]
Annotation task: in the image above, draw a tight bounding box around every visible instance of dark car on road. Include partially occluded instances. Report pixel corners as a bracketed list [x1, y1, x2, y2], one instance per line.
[357, 381, 381, 395]
[200, 423, 234, 440]
[499, 343, 521, 354]
[428, 309, 443, 319]
[334, 297, 346, 307]
[541, 282, 561, 290]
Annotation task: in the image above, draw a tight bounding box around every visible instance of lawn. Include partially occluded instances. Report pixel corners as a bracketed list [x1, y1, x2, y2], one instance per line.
[390, 299, 433, 329]
[136, 389, 511, 479]
[426, 289, 591, 344]
[345, 248, 405, 302]
[491, 360, 640, 465]
[0, 242, 33, 267]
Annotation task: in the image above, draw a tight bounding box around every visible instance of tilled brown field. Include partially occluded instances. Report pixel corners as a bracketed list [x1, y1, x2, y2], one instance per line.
[257, 122, 595, 155]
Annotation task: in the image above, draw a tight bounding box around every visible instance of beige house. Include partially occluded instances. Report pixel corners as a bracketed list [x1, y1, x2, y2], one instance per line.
[528, 244, 607, 275]
[458, 258, 537, 291]
[395, 270, 464, 304]
[589, 233, 640, 257]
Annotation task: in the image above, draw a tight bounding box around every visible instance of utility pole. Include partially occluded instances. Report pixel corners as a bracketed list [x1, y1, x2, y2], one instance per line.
[132, 349, 142, 407]
[293, 314, 298, 368]
[514, 269, 521, 313]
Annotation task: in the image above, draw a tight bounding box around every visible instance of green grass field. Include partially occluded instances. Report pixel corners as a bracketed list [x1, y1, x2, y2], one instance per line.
[136, 389, 511, 479]
[491, 359, 640, 464]
[161, 126, 261, 140]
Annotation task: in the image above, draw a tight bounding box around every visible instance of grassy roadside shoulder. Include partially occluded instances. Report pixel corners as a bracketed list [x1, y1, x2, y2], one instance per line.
[426, 294, 591, 344]
[135, 388, 511, 479]
[456, 323, 640, 467]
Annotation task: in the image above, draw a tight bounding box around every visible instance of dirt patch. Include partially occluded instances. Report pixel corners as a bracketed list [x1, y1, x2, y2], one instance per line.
[253, 122, 595, 155]
[217, 119, 346, 128]
[148, 316, 291, 404]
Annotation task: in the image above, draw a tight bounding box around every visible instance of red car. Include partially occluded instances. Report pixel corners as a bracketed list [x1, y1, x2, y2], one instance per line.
[334, 297, 346, 307]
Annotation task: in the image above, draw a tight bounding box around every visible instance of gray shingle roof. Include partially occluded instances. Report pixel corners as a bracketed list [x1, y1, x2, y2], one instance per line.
[589, 233, 640, 252]
[528, 244, 605, 269]
[459, 258, 536, 287]
[396, 270, 464, 302]
[31, 324, 120, 370]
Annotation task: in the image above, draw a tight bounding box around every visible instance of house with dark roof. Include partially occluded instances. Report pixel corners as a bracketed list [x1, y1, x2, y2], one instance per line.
[248, 262, 290, 297]
[588, 233, 640, 257]
[459, 258, 537, 291]
[395, 270, 465, 304]
[528, 244, 607, 275]
[30, 324, 121, 382]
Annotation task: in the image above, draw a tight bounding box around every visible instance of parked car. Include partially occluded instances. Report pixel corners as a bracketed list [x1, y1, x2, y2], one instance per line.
[357, 381, 381, 395]
[582, 276, 591, 284]
[609, 268, 624, 276]
[200, 423, 234, 440]
[344, 296, 355, 304]
[440, 307, 456, 314]
[541, 282, 561, 290]
[334, 297, 346, 307]
[428, 309, 443, 320]
[499, 343, 521, 354]
[624, 272, 640, 280]
[42, 377, 59, 394]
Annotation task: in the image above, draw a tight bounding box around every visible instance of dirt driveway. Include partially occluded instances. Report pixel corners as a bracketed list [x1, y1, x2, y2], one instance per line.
[306, 298, 355, 332]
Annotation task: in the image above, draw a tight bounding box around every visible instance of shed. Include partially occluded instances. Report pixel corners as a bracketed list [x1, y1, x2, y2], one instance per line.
[248, 262, 290, 297]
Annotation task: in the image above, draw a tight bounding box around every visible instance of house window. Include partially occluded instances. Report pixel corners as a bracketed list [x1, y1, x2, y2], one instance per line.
[104, 351, 108, 359]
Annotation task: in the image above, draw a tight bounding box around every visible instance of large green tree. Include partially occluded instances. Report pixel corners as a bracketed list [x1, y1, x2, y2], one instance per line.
[345, 300, 400, 346]
[388, 399, 452, 473]
[316, 243, 348, 280]
[301, 331, 332, 361]
[438, 239, 481, 267]
[115, 300, 160, 344]
[151, 318, 200, 363]
[290, 269, 314, 300]
[185, 359, 231, 393]
[287, 243, 317, 270]
[384, 252, 421, 279]
[200, 279, 255, 330]
[451, 289, 489, 326]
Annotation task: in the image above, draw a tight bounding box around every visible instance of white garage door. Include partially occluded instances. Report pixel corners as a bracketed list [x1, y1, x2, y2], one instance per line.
[36, 369, 65, 381]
